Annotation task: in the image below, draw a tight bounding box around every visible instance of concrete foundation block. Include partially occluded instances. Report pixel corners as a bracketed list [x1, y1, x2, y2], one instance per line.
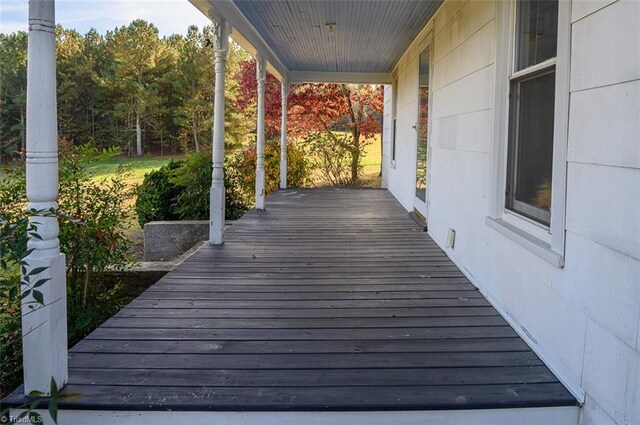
[143, 221, 209, 261]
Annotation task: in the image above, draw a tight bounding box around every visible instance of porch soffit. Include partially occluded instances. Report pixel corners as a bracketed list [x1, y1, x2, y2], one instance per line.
[189, 0, 442, 83]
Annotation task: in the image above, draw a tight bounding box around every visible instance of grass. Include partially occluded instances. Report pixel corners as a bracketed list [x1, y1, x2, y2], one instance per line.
[306, 132, 382, 188]
[86, 155, 180, 233]
[86, 134, 383, 189]
[359, 134, 383, 187]
[88, 155, 180, 187]
[2, 135, 382, 232]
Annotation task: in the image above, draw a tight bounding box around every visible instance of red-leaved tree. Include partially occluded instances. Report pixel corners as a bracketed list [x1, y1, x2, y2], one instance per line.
[236, 60, 383, 183]
[235, 60, 283, 139]
[288, 83, 383, 182]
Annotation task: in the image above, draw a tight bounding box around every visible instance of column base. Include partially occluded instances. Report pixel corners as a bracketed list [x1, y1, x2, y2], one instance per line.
[255, 169, 265, 210]
[210, 186, 225, 245]
[22, 253, 68, 395]
[280, 161, 287, 190]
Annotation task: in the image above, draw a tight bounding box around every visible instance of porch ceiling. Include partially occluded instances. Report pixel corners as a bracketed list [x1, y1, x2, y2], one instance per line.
[189, 0, 442, 81]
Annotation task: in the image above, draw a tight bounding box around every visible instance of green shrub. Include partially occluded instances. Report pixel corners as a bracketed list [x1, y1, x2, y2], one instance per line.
[57, 145, 134, 306]
[135, 160, 184, 227]
[135, 142, 311, 226]
[135, 150, 251, 224]
[230, 139, 312, 200]
[223, 156, 253, 220]
[171, 151, 213, 220]
[1, 170, 43, 398]
[305, 131, 361, 186]
[0, 296, 21, 398]
[172, 151, 252, 221]
[0, 144, 136, 398]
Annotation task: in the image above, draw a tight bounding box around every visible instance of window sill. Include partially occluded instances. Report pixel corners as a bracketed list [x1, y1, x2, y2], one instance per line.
[485, 216, 564, 268]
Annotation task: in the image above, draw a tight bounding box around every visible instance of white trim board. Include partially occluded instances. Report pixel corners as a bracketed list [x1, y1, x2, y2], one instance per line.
[15, 407, 580, 425]
[289, 71, 392, 84]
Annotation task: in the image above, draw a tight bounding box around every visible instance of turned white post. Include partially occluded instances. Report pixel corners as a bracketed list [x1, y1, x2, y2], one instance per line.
[209, 18, 230, 245]
[255, 54, 267, 210]
[22, 0, 68, 395]
[279, 81, 289, 189]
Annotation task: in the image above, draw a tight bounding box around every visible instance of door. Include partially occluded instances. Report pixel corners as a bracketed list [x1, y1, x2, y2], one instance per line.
[414, 41, 432, 219]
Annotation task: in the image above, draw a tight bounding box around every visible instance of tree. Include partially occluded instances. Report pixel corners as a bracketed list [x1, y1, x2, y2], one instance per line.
[171, 27, 250, 153]
[56, 27, 103, 147]
[289, 84, 383, 183]
[103, 20, 167, 156]
[236, 63, 383, 183]
[171, 26, 212, 152]
[235, 59, 283, 139]
[0, 31, 28, 162]
[1, 21, 385, 166]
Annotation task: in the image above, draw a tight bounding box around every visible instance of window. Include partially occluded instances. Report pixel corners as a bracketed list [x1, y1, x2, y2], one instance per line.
[506, 0, 558, 226]
[392, 118, 397, 161]
[488, 0, 568, 266]
[416, 47, 430, 202]
[391, 79, 398, 163]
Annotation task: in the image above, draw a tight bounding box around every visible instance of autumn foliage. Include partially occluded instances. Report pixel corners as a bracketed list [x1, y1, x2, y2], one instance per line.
[1, 22, 384, 184]
[236, 60, 383, 183]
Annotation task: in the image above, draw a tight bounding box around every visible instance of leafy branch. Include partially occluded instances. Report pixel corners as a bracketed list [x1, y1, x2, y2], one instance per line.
[0, 209, 63, 314]
[0, 377, 80, 424]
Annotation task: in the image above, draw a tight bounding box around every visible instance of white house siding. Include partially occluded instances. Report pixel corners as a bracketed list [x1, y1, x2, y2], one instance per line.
[384, 1, 640, 425]
[384, 32, 420, 210]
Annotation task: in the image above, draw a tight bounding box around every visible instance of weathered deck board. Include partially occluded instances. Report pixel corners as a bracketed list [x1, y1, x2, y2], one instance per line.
[3, 188, 576, 412]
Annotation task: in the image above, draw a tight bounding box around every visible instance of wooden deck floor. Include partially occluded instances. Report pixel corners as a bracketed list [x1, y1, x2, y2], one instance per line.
[5, 188, 576, 411]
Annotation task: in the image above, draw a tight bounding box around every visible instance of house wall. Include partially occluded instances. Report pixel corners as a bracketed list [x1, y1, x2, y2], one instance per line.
[384, 1, 640, 425]
[383, 33, 423, 210]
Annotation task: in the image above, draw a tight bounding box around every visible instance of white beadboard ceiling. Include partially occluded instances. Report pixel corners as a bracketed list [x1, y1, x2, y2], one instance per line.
[231, 0, 443, 73]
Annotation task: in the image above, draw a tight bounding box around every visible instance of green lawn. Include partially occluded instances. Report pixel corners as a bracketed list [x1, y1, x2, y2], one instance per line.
[306, 132, 382, 187]
[360, 134, 383, 187]
[86, 155, 181, 232]
[88, 155, 180, 187]
[87, 134, 383, 189]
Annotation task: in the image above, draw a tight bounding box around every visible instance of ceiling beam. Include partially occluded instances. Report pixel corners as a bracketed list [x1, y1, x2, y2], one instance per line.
[288, 71, 392, 85]
[188, 0, 289, 81]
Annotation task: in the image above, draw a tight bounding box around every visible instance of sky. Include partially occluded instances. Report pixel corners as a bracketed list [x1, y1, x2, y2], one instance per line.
[0, 0, 211, 36]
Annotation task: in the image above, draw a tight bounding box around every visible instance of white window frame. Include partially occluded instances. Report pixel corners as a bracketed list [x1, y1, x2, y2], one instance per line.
[487, 0, 571, 268]
[390, 77, 398, 169]
[414, 32, 434, 216]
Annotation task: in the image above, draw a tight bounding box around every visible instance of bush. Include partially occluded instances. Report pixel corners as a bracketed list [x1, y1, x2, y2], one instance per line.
[0, 296, 21, 397]
[222, 156, 252, 220]
[57, 145, 134, 306]
[135, 150, 252, 224]
[1, 169, 43, 397]
[1, 145, 134, 305]
[170, 150, 251, 221]
[0, 240, 22, 398]
[230, 139, 312, 199]
[135, 143, 311, 225]
[134, 160, 184, 227]
[0, 144, 136, 398]
[305, 131, 362, 186]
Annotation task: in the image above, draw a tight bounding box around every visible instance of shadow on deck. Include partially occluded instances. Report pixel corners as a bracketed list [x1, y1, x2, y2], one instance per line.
[4, 188, 577, 415]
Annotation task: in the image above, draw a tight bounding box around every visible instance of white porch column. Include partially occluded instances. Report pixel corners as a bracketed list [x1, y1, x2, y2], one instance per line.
[209, 18, 230, 245]
[279, 81, 289, 189]
[22, 0, 68, 395]
[255, 54, 267, 209]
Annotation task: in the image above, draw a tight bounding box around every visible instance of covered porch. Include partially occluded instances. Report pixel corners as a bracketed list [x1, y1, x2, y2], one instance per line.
[7, 0, 583, 423]
[5, 189, 577, 423]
